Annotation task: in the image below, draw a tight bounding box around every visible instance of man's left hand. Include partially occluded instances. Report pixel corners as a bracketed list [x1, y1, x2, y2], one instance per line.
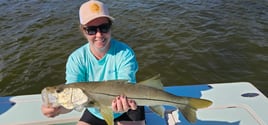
[112, 95, 137, 112]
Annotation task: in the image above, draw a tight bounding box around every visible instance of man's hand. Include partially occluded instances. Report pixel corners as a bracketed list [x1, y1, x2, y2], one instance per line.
[112, 95, 137, 113]
[41, 105, 71, 118]
[41, 105, 61, 118]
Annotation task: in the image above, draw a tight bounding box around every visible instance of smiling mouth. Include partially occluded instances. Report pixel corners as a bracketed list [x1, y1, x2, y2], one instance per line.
[94, 38, 105, 42]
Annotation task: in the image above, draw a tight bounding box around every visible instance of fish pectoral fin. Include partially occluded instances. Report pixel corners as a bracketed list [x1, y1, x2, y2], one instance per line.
[99, 106, 114, 125]
[74, 105, 85, 112]
[138, 74, 163, 90]
[149, 105, 165, 118]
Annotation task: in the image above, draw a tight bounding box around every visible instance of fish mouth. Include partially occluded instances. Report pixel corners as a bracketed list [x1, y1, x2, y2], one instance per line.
[41, 88, 59, 107]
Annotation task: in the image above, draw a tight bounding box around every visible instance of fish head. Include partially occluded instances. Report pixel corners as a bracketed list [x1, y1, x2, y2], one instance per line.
[41, 85, 88, 110]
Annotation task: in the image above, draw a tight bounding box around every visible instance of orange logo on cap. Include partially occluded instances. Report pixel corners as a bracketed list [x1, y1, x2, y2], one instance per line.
[90, 3, 101, 13]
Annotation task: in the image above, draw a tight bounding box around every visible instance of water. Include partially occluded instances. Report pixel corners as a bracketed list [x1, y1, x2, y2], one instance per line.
[1, 0, 267, 96]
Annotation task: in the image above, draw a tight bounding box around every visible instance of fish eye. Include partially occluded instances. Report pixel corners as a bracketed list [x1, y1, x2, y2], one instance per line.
[56, 87, 64, 93]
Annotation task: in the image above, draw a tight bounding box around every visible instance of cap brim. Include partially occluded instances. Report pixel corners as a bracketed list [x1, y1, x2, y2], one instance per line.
[81, 15, 114, 25]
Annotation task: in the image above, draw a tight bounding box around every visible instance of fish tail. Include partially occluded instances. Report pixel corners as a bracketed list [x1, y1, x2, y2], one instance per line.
[180, 98, 212, 123]
[189, 98, 212, 109]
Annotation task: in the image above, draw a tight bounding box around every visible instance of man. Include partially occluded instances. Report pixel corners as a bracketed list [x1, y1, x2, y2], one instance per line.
[41, 0, 145, 125]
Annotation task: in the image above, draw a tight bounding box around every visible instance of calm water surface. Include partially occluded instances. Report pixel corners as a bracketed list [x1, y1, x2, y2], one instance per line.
[1, 0, 268, 96]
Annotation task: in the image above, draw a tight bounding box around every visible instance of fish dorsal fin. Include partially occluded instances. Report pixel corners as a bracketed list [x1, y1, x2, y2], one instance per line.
[138, 74, 163, 90]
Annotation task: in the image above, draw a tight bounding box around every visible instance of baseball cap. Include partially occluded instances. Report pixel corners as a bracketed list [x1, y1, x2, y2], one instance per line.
[79, 0, 114, 25]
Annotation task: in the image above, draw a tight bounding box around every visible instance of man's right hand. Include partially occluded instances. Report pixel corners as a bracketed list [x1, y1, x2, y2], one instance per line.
[41, 105, 61, 117]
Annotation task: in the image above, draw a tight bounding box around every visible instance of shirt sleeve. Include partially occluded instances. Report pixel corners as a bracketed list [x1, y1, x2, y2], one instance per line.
[117, 47, 138, 84]
[65, 55, 86, 84]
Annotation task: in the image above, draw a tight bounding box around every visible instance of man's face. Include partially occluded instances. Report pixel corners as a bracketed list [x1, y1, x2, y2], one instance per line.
[83, 17, 111, 53]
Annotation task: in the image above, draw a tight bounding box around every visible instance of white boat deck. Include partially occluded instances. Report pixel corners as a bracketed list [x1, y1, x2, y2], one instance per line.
[1, 82, 268, 125]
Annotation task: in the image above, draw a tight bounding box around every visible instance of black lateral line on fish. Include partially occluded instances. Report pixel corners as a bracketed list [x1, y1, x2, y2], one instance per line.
[91, 92, 185, 106]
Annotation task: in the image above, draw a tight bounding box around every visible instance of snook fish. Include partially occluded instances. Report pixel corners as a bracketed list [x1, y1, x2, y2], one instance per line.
[41, 75, 212, 125]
